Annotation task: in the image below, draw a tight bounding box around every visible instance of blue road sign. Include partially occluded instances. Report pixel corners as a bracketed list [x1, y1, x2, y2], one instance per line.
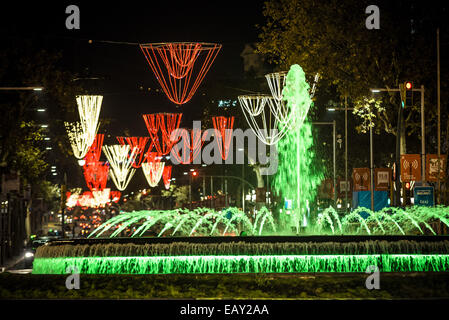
[414, 186, 434, 206]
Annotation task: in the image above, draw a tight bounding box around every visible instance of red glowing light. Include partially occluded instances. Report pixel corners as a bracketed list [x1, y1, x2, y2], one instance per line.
[84, 134, 104, 163]
[83, 161, 109, 191]
[162, 165, 172, 190]
[139, 42, 221, 105]
[212, 116, 235, 160]
[116, 136, 150, 168]
[171, 128, 208, 164]
[192, 171, 197, 176]
[142, 113, 182, 155]
[405, 82, 412, 90]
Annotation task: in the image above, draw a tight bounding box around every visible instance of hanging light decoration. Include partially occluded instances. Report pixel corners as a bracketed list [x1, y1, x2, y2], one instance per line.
[142, 152, 165, 187]
[92, 188, 110, 207]
[84, 134, 104, 163]
[103, 145, 137, 191]
[65, 121, 92, 159]
[238, 95, 293, 145]
[116, 136, 150, 168]
[264, 70, 318, 130]
[171, 128, 207, 164]
[162, 165, 172, 189]
[78, 191, 94, 208]
[139, 42, 221, 105]
[83, 161, 109, 191]
[65, 95, 103, 160]
[76, 95, 102, 142]
[212, 116, 235, 160]
[142, 113, 182, 155]
[110, 191, 121, 203]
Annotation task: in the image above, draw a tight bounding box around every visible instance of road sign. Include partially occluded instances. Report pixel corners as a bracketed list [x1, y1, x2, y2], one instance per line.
[353, 168, 370, 191]
[426, 154, 446, 182]
[338, 179, 352, 198]
[414, 186, 434, 206]
[400, 154, 421, 182]
[374, 168, 392, 191]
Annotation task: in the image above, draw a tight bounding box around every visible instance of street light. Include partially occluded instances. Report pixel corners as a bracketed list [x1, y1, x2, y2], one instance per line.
[325, 102, 354, 211]
[371, 84, 426, 205]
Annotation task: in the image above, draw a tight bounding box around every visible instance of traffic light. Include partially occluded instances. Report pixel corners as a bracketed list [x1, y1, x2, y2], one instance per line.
[404, 81, 413, 107]
[405, 81, 412, 90]
[405, 182, 411, 190]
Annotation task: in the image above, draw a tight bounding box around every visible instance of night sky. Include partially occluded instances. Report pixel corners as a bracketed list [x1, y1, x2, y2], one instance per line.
[1, 1, 265, 135]
[1, 1, 267, 188]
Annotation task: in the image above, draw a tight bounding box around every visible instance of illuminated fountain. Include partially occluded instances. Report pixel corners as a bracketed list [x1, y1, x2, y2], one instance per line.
[87, 207, 276, 238]
[34, 64, 449, 275]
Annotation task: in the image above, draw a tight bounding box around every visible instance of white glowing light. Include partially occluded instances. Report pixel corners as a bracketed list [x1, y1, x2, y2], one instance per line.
[66, 95, 103, 160]
[103, 145, 137, 191]
[65, 121, 92, 159]
[238, 94, 292, 145]
[142, 161, 165, 187]
[92, 188, 110, 207]
[76, 95, 102, 142]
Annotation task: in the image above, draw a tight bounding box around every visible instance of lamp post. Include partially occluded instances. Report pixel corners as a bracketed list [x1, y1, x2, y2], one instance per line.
[313, 121, 338, 208]
[371, 85, 426, 206]
[437, 28, 441, 203]
[326, 106, 354, 210]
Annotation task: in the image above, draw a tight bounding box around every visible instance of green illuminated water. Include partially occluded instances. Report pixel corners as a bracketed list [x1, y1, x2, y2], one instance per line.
[89, 207, 276, 238]
[273, 64, 324, 233]
[32, 254, 449, 274]
[316, 205, 449, 235]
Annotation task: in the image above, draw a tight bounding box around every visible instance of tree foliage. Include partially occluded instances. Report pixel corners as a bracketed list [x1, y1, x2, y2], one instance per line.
[257, 0, 446, 148]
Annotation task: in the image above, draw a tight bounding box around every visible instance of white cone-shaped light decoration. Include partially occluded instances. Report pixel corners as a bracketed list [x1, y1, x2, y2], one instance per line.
[65, 121, 92, 159]
[76, 95, 102, 145]
[103, 145, 137, 191]
[142, 161, 165, 187]
[238, 94, 292, 145]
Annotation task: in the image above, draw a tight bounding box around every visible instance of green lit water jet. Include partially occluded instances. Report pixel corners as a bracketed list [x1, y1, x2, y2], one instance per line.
[316, 206, 449, 235]
[32, 254, 449, 274]
[89, 207, 277, 238]
[273, 64, 324, 233]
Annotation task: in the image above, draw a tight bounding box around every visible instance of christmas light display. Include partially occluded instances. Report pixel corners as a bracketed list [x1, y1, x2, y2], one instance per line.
[171, 128, 207, 164]
[212, 116, 235, 160]
[162, 165, 172, 189]
[92, 188, 111, 207]
[65, 121, 92, 159]
[142, 113, 182, 155]
[103, 145, 137, 191]
[142, 152, 165, 187]
[116, 136, 150, 168]
[76, 95, 102, 143]
[139, 42, 221, 105]
[84, 134, 104, 163]
[238, 95, 292, 145]
[83, 161, 109, 191]
[78, 191, 94, 208]
[110, 191, 121, 203]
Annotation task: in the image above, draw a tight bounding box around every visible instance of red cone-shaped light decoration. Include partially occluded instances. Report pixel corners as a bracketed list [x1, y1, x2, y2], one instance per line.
[143, 113, 182, 156]
[162, 165, 172, 189]
[139, 42, 221, 105]
[212, 116, 235, 160]
[116, 136, 150, 168]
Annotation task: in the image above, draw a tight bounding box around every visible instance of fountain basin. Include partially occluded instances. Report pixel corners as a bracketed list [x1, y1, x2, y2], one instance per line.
[33, 236, 449, 274]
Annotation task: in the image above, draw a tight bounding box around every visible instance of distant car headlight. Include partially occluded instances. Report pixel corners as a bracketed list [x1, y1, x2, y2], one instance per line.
[25, 251, 34, 258]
